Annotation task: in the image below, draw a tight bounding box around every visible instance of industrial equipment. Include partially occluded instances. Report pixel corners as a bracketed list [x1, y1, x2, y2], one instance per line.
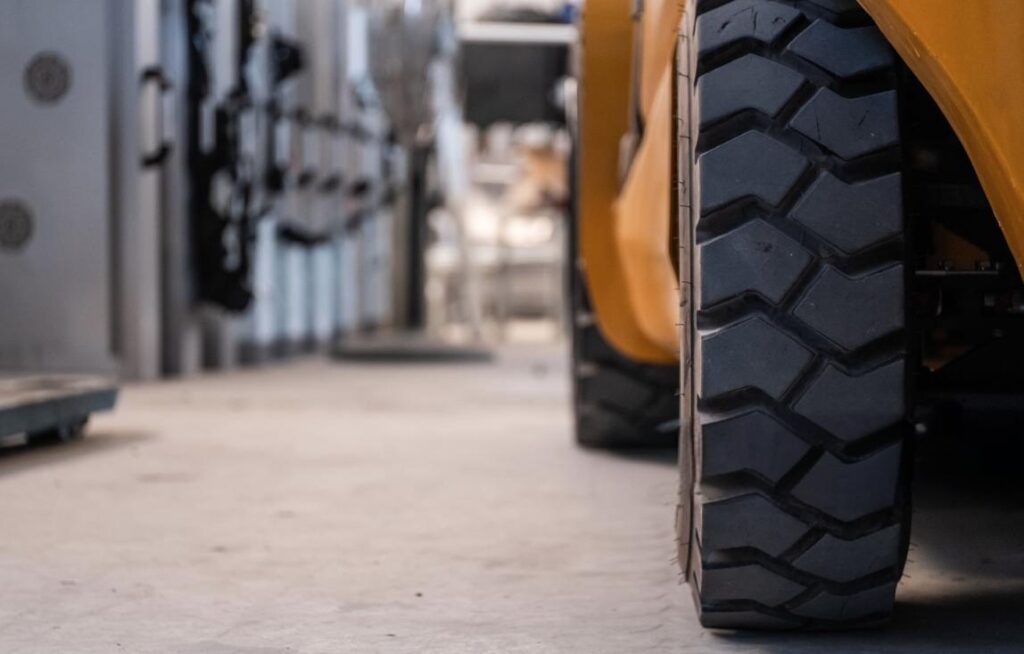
[0, 0, 179, 440]
[333, 0, 491, 360]
[573, 0, 1024, 629]
[157, 0, 405, 368]
[185, 0, 399, 362]
[0, 0, 421, 442]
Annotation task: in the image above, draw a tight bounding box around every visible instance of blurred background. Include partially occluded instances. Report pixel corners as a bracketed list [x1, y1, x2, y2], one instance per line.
[0, 0, 579, 383]
[0, 2, 620, 650]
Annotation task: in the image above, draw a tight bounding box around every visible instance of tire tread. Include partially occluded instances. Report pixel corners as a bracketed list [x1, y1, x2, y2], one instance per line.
[680, 0, 911, 629]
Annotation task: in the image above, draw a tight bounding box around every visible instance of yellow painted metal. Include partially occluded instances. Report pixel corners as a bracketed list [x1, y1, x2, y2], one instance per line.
[615, 65, 680, 357]
[578, 0, 677, 363]
[578, 0, 683, 363]
[639, 0, 687, 120]
[861, 0, 1024, 275]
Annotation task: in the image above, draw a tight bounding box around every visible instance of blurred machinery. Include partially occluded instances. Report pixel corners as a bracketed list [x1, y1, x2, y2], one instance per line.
[0, 0, 563, 430]
[333, 0, 495, 359]
[0, 0, 492, 453]
[0, 0, 573, 438]
[446, 12, 575, 340]
[0, 0, 437, 388]
[176, 0, 404, 368]
[368, 0, 459, 331]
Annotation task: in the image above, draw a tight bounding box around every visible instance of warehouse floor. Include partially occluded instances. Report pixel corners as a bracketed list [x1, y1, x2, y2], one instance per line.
[1, 346, 1024, 653]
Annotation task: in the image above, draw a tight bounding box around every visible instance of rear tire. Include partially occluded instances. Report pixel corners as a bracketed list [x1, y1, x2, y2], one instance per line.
[570, 265, 679, 449]
[677, 0, 912, 628]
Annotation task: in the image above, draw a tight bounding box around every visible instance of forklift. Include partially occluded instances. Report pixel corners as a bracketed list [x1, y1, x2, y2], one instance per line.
[573, 0, 1024, 629]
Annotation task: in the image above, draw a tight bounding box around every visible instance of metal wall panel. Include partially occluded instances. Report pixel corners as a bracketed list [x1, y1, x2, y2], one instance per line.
[337, 230, 362, 332]
[284, 245, 311, 348]
[160, 0, 204, 377]
[114, 0, 165, 380]
[0, 1, 114, 374]
[310, 244, 336, 343]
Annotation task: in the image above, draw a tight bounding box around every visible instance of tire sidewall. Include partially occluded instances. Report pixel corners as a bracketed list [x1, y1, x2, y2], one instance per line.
[676, 0, 698, 579]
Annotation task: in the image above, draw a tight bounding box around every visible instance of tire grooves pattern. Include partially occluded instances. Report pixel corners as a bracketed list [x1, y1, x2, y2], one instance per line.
[679, 0, 911, 629]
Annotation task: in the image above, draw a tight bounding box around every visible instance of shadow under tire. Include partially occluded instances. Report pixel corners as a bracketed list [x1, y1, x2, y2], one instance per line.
[677, 0, 912, 629]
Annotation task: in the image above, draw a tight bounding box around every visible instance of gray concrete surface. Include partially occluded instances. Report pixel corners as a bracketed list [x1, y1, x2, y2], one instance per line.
[0, 346, 1022, 653]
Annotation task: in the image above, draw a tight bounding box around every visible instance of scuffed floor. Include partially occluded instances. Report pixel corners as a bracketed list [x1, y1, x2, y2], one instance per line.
[0, 346, 1022, 653]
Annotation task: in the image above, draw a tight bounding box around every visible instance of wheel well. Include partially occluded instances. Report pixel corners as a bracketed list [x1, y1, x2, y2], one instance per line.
[900, 66, 1024, 406]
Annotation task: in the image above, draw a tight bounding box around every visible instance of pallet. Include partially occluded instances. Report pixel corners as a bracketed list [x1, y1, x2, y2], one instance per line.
[0, 375, 118, 442]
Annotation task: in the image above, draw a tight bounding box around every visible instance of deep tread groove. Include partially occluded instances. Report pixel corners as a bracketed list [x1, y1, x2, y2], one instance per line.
[678, 0, 910, 630]
[778, 527, 826, 562]
[775, 448, 825, 493]
[696, 295, 907, 364]
[696, 113, 902, 173]
[699, 476, 903, 539]
[704, 548, 900, 595]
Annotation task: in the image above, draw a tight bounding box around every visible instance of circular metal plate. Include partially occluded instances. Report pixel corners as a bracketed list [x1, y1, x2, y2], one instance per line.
[24, 52, 72, 104]
[0, 200, 35, 251]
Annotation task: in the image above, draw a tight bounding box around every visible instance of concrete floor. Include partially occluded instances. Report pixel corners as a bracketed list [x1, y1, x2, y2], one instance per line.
[0, 346, 1023, 653]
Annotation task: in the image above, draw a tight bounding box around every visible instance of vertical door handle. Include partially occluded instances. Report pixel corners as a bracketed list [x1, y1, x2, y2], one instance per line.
[140, 66, 175, 167]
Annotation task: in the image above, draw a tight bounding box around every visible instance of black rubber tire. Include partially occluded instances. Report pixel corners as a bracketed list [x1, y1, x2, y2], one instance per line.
[570, 266, 679, 449]
[676, 0, 912, 629]
[567, 156, 678, 449]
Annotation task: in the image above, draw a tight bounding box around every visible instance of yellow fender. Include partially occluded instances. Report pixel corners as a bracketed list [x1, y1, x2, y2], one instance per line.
[861, 0, 1024, 276]
[579, 0, 1024, 365]
[578, 0, 683, 364]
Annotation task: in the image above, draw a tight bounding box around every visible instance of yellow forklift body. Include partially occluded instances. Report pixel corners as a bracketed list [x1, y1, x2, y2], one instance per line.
[861, 0, 1024, 276]
[577, 0, 682, 364]
[579, 0, 1024, 364]
[578, 0, 666, 363]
